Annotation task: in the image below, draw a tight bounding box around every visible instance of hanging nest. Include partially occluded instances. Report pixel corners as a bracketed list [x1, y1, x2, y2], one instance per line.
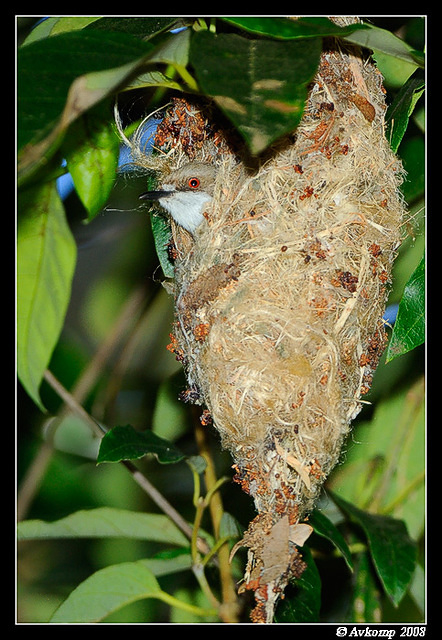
[127, 21, 406, 623]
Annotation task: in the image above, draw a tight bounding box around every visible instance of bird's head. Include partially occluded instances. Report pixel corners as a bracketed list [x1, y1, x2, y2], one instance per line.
[139, 162, 216, 234]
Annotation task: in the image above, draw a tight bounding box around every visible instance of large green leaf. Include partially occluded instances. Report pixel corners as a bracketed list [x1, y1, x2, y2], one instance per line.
[49, 559, 215, 622]
[17, 182, 77, 409]
[84, 16, 181, 38]
[61, 102, 120, 220]
[343, 23, 424, 69]
[18, 29, 182, 185]
[328, 377, 425, 540]
[22, 17, 101, 44]
[150, 212, 175, 279]
[309, 509, 353, 571]
[97, 424, 186, 465]
[49, 561, 163, 622]
[189, 31, 321, 155]
[331, 493, 417, 606]
[138, 550, 192, 577]
[350, 550, 382, 622]
[17, 507, 189, 547]
[400, 137, 425, 204]
[222, 16, 368, 40]
[17, 30, 153, 151]
[386, 70, 425, 153]
[386, 254, 425, 362]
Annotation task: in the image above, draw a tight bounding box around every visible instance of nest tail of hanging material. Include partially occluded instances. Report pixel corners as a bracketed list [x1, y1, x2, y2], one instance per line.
[134, 18, 406, 623]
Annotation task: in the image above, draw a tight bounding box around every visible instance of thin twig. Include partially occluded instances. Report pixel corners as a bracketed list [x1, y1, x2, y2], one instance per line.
[16, 440, 54, 522]
[92, 287, 159, 424]
[37, 370, 212, 557]
[69, 284, 148, 407]
[42, 370, 104, 437]
[194, 413, 240, 623]
[121, 460, 210, 556]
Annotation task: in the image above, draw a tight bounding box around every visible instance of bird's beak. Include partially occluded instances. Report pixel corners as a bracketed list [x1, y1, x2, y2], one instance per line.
[139, 189, 174, 201]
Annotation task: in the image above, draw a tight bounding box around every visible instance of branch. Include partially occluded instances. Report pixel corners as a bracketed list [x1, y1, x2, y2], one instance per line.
[37, 370, 212, 557]
[194, 413, 240, 622]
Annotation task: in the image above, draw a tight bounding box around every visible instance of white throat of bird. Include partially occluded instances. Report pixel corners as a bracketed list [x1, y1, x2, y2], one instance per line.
[139, 162, 216, 234]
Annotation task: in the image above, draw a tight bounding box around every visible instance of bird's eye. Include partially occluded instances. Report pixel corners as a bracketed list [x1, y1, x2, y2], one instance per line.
[188, 178, 200, 189]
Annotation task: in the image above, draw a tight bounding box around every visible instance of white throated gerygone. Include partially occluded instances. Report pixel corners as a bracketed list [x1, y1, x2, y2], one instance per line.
[140, 162, 216, 234]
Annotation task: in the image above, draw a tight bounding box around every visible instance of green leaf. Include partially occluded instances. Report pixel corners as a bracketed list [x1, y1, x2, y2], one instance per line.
[89, 22, 193, 92]
[328, 377, 425, 540]
[150, 212, 175, 279]
[343, 23, 424, 69]
[350, 551, 382, 622]
[49, 560, 164, 622]
[84, 16, 181, 39]
[17, 507, 189, 547]
[400, 136, 425, 203]
[125, 69, 183, 92]
[22, 17, 101, 44]
[189, 31, 321, 155]
[218, 512, 243, 540]
[309, 509, 353, 571]
[386, 254, 425, 362]
[148, 25, 191, 67]
[139, 550, 192, 577]
[386, 70, 425, 153]
[17, 30, 155, 183]
[274, 545, 321, 622]
[61, 103, 120, 219]
[97, 424, 186, 465]
[330, 493, 417, 606]
[185, 455, 207, 475]
[222, 16, 368, 40]
[50, 559, 214, 622]
[17, 182, 77, 409]
[17, 30, 153, 152]
[148, 27, 197, 91]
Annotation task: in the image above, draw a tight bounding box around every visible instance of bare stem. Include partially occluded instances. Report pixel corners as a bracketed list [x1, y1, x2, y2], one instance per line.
[36, 370, 212, 558]
[43, 370, 104, 437]
[121, 459, 210, 556]
[194, 414, 240, 623]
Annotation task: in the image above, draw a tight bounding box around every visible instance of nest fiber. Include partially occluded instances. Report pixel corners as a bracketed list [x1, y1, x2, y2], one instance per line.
[131, 26, 406, 623]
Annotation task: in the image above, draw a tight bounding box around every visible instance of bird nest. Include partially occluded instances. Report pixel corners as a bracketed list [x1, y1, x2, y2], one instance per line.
[125, 28, 406, 623]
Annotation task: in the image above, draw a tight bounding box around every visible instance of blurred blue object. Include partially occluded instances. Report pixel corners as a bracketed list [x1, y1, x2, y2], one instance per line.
[56, 116, 160, 199]
[117, 145, 134, 170]
[56, 173, 75, 199]
[32, 15, 159, 198]
[383, 303, 399, 325]
[117, 115, 159, 172]
[56, 159, 74, 200]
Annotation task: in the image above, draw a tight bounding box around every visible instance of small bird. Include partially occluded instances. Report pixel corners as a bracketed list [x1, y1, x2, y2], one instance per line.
[139, 162, 216, 234]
